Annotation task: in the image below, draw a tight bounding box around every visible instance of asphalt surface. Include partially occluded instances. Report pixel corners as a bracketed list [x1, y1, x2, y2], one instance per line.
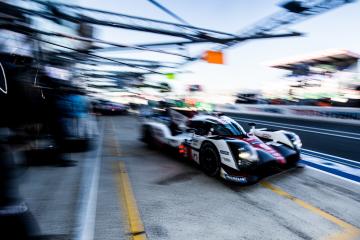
[225, 113, 360, 161]
[19, 115, 360, 240]
[20, 151, 83, 240]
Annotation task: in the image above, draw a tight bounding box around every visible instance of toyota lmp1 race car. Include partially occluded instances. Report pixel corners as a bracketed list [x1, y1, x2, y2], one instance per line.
[140, 107, 302, 184]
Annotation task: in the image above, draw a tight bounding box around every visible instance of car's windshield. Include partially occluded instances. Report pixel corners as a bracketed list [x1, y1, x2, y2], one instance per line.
[213, 121, 246, 136]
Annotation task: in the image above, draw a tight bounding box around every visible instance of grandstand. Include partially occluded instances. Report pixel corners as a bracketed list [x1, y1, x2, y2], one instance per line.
[269, 49, 360, 107]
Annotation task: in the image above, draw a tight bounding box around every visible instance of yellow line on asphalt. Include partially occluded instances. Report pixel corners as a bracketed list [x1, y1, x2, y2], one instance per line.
[260, 181, 360, 240]
[116, 161, 147, 240]
[110, 119, 122, 156]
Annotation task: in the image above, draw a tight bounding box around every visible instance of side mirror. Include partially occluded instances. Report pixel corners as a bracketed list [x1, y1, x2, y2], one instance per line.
[248, 123, 256, 134]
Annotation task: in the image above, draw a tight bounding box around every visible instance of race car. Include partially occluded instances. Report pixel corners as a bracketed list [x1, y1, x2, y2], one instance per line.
[140, 108, 302, 184]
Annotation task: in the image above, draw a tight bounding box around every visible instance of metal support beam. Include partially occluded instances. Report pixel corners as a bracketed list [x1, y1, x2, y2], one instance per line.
[93, 32, 303, 52]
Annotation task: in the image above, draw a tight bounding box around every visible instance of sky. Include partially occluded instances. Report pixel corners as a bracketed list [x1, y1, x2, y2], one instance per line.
[77, 0, 360, 95]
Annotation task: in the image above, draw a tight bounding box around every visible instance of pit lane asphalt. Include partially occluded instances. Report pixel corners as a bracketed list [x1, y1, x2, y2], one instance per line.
[226, 113, 360, 161]
[20, 115, 360, 240]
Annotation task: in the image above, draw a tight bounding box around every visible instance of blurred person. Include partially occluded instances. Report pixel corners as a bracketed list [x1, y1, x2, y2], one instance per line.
[42, 71, 95, 166]
[0, 130, 40, 240]
[41, 71, 78, 166]
[58, 85, 93, 144]
[0, 2, 42, 238]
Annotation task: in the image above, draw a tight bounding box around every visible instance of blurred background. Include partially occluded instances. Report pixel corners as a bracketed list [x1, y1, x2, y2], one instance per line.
[0, 0, 359, 239]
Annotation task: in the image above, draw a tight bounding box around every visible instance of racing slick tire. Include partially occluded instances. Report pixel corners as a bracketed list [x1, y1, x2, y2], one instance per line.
[142, 127, 162, 150]
[142, 127, 155, 148]
[285, 152, 301, 168]
[200, 142, 221, 177]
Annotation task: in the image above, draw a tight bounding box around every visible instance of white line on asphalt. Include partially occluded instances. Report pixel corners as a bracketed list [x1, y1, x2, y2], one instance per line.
[302, 149, 360, 165]
[234, 117, 360, 140]
[74, 120, 104, 240]
[302, 153, 360, 169]
[304, 165, 360, 186]
[234, 117, 360, 137]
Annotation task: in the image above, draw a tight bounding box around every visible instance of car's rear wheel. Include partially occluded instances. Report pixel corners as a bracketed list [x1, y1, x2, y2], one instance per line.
[142, 127, 154, 147]
[200, 142, 221, 177]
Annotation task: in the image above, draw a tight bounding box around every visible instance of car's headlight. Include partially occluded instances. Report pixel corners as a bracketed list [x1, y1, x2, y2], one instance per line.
[227, 141, 259, 168]
[238, 145, 258, 162]
[238, 149, 251, 159]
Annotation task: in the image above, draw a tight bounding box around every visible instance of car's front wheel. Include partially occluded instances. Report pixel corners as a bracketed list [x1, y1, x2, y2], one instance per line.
[286, 152, 301, 167]
[200, 142, 221, 177]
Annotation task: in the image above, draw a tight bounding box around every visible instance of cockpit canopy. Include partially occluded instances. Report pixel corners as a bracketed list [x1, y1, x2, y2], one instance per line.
[188, 115, 246, 136]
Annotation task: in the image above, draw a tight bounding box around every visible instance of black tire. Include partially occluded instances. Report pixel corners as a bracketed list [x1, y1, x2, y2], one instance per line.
[142, 127, 156, 149]
[286, 152, 301, 168]
[142, 127, 151, 143]
[200, 142, 221, 177]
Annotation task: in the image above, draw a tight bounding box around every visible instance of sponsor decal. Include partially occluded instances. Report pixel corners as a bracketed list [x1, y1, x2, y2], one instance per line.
[261, 133, 271, 139]
[220, 150, 230, 155]
[224, 174, 248, 183]
[222, 157, 231, 162]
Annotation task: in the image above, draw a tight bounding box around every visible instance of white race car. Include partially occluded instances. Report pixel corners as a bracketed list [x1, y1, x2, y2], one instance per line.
[140, 108, 302, 184]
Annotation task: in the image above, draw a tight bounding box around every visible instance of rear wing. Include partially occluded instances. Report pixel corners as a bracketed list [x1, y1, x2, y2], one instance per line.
[169, 108, 191, 127]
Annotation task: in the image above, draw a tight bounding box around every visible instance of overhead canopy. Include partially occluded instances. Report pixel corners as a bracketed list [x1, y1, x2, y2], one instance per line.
[269, 49, 359, 71]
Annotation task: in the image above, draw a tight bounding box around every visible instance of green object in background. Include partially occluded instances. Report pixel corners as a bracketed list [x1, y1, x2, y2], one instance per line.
[195, 102, 214, 112]
[302, 92, 338, 99]
[175, 101, 186, 107]
[166, 73, 175, 80]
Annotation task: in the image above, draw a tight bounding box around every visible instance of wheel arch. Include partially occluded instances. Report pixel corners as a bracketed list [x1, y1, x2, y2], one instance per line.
[199, 140, 222, 177]
[200, 140, 218, 151]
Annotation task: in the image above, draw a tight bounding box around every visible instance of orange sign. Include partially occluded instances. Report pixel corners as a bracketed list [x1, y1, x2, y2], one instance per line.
[203, 50, 224, 64]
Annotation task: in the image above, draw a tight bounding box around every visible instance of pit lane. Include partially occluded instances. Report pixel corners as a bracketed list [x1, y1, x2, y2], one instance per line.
[20, 115, 360, 240]
[227, 113, 360, 161]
